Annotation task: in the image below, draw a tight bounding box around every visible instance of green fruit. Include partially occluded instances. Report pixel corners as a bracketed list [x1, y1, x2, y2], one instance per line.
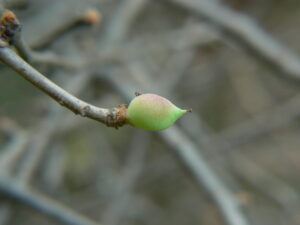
[127, 93, 189, 131]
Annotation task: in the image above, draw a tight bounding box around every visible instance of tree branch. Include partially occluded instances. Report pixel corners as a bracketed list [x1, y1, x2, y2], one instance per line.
[0, 46, 127, 128]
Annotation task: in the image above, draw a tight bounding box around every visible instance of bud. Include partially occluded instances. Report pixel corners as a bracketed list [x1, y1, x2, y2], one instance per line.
[126, 93, 190, 131]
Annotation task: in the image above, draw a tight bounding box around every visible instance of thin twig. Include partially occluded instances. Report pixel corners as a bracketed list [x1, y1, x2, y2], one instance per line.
[22, 0, 99, 48]
[0, 47, 127, 128]
[0, 9, 84, 68]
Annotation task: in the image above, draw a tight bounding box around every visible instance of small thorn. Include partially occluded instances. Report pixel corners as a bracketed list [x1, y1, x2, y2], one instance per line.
[135, 91, 142, 96]
[186, 108, 192, 113]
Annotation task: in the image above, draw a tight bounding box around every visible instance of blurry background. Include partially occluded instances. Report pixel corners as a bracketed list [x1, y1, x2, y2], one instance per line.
[1, 0, 300, 225]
